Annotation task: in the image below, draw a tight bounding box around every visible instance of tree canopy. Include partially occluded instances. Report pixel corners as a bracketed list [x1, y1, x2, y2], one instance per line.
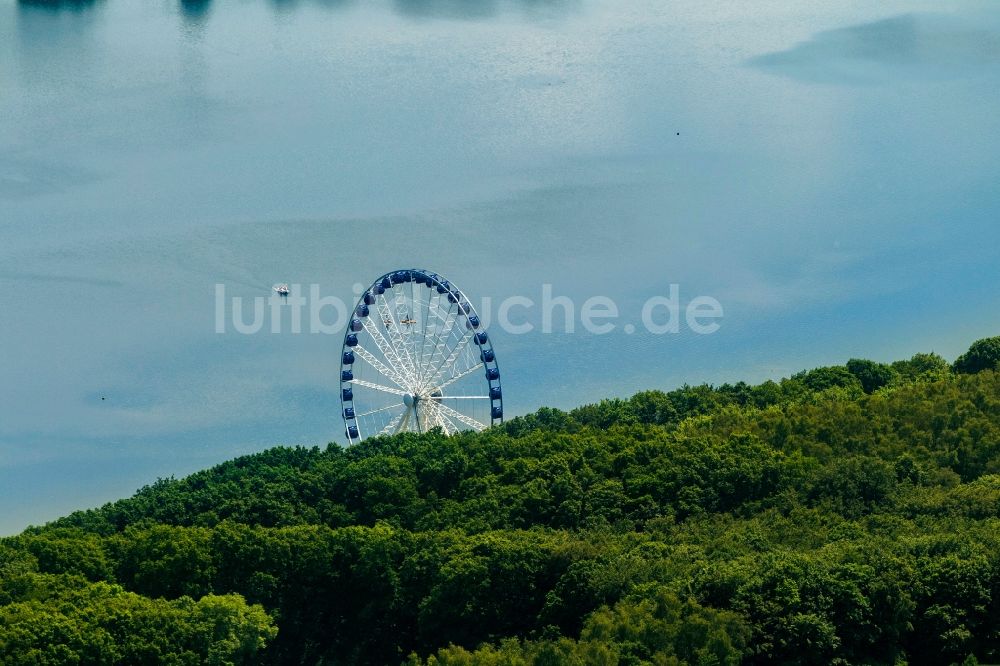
[2, 336, 999, 665]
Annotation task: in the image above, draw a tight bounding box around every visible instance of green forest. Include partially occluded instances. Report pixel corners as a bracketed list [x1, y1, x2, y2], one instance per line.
[2, 336, 1000, 665]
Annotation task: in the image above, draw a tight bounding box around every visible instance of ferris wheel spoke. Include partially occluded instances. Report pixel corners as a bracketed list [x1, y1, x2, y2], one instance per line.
[425, 293, 452, 327]
[422, 400, 456, 435]
[429, 330, 471, 381]
[426, 330, 476, 388]
[436, 402, 454, 433]
[432, 401, 489, 432]
[426, 406, 440, 433]
[433, 363, 484, 392]
[398, 283, 423, 368]
[349, 377, 409, 397]
[421, 301, 460, 380]
[377, 409, 404, 436]
[446, 415, 464, 436]
[394, 408, 411, 434]
[415, 293, 442, 377]
[376, 292, 418, 383]
[420, 294, 446, 376]
[438, 410, 465, 436]
[394, 284, 424, 377]
[357, 402, 405, 418]
[433, 395, 491, 399]
[419, 291, 439, 344]
[360, 318, 415, 388]
[353, 345, 408, 388]
[428, 401, 455, 435]
[422, 402, 443, 433]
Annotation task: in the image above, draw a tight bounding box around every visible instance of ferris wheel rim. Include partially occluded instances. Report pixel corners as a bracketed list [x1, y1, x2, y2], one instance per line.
[339, 268, 503, 444]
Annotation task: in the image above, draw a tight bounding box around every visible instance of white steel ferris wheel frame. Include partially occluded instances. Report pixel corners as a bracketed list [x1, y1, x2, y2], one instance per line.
[339, 269, 503, 443]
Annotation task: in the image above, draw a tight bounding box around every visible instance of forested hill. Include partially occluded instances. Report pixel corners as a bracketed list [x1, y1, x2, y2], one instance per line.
[2, 337, 1000, 665]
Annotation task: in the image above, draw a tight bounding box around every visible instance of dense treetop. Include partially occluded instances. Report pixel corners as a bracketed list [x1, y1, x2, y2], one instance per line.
[1, 336, 999, 665]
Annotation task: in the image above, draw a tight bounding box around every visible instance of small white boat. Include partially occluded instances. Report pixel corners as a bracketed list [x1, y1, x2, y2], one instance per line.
[273, 283, 290, 296]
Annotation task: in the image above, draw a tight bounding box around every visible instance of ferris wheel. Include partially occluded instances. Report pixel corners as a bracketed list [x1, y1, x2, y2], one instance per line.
[340, 269, 503, 443]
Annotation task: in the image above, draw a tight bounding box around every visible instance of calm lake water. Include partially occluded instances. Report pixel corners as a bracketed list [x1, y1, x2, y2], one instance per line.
[2, 0, 999, 533]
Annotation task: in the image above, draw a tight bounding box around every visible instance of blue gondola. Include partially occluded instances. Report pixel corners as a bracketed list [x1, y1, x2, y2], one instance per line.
[481, 349, 495, 363]
[364, 292, 376, 305]
[466, 315, 480, 329]
[341, 370, 353, 382]
[350, 318, 363, 332]
[491, 406, 503, 419]
[356, 304, 369, 318]
[381, 277, 391, 290]
[346, 425, 359, 439]
[475, 331, 488, 344]
[344, 407, 355, 419]
[343, 351, 355, 365]
[487, 367, 500, 381]
[346, 333, 358, 347]
[437, 281, 450, 294]
[490, 386, 502, 400]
